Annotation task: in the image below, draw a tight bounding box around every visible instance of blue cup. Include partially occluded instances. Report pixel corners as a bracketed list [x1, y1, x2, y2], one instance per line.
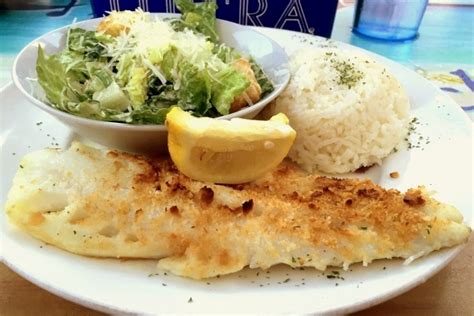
[352, 0, 428, 41]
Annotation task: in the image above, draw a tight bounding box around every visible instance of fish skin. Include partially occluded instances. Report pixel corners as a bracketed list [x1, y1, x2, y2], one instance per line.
[5, 142, 471, 279]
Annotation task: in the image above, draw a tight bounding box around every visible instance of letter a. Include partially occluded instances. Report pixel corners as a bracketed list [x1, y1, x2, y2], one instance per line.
[274, 0, 311, 33]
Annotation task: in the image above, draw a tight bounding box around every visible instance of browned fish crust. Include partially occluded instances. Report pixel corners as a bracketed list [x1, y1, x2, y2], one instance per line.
[6, 143, 471, 279]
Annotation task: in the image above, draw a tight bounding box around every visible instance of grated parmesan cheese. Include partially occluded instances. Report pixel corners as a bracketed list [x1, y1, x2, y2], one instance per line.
[103, 10, 226, 76]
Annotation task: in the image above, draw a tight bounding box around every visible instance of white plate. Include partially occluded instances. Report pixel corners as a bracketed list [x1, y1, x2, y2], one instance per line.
[1, 28, 472, 314]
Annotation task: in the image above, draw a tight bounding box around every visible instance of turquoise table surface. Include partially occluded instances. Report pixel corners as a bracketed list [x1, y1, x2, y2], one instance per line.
[0, 0, 93, 85]
[332, 5, 473, 65]
[0, 1, 93, 54]
[0, 2, 472, 118]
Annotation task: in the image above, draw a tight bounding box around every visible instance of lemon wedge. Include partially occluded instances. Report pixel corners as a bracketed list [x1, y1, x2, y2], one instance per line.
[166, 108, 296, 184]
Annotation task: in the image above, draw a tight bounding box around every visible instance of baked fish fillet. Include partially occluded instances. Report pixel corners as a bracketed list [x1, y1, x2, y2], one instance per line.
[5, 142, 471, 279]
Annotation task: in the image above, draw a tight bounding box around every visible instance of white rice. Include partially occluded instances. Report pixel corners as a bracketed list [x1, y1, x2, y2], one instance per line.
[267, 47, 410, 174]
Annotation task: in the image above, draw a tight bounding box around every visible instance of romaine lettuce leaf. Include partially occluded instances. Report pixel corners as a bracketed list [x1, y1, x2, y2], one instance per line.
[161, 47, 211, 114]
[93, 82, 129, 111]
[129, 107, 172, 124]
[214, 44, 241, 63]
[174, 0, 219, 43]
[83, 61, 113, 94]
[160, 47, 179, 81]
[36, 46, 68, 107]
[116, 53, 134, 87]
[250, 60, 274, 97]
[126, 65, 149, 108]
[57, 50, 87, 78]
[68, 101, 133, 123]
[147, 78, 179, 108]
[209, 67, 249, 115]
[176, 60, 211, 114]
[38, 46, 127, 120]
[67, 100, 102, 118]
[67, 28, 113, 60]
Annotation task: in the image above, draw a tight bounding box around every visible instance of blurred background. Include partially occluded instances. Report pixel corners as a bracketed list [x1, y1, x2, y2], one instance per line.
[0, 0, 472, 118]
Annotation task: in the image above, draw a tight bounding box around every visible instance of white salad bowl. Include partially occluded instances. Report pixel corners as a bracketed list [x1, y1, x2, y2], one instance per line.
[12, 14, 290, 153]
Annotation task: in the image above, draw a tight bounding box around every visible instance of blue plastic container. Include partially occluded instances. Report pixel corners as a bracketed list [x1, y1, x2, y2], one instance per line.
[90, 0, 338, 38]
[352, 0, 428, 41]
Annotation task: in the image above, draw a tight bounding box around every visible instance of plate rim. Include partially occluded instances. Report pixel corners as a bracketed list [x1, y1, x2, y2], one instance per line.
[0, 229, 467, 315]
